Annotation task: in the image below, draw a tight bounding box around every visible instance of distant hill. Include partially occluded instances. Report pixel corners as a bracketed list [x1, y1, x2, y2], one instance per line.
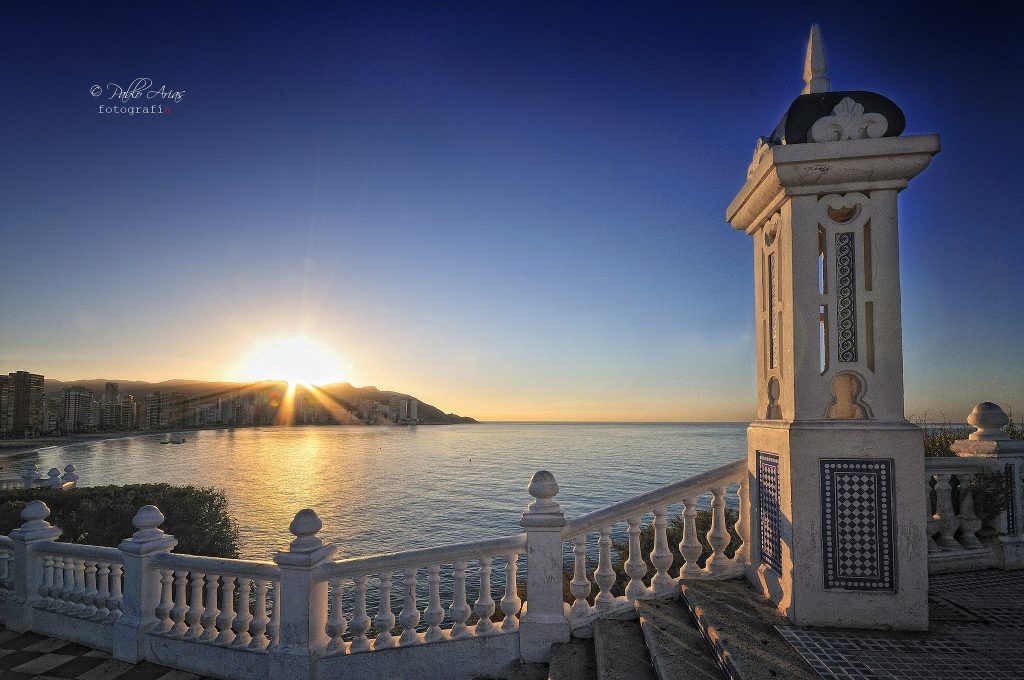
[42, 378, 477, 425]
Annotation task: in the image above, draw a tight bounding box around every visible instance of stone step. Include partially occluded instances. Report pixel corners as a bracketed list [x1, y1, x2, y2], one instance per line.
[505, 660, 548, 680]
[636, 598, 724, 680]
[594, 618, 658, 680]
[680, 579, 818, 680]
[548, 637, 597, 680]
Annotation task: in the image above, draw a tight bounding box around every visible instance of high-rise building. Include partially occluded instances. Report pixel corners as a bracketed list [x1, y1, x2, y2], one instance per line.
[62, 386, 94, 433]
[3, 371, 45, 437]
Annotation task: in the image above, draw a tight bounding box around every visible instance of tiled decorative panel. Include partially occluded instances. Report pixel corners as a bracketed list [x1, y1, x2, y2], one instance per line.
[835, 232, 857, 362]
[820, 459, 895, 591]
[757, 451, 782, 573]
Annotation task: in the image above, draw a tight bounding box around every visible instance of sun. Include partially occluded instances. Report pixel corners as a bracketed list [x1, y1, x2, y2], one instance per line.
[240, 336, 347, 386]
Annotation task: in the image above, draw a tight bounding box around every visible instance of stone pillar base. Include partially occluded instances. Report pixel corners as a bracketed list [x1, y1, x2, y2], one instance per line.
[745, 420, 928, 631]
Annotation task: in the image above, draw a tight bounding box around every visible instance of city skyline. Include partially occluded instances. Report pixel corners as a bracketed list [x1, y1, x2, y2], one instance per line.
[2, 3, 1022, 422]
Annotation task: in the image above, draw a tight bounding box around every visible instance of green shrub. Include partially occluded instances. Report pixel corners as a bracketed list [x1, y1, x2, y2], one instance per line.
[0, 484, 239, 558]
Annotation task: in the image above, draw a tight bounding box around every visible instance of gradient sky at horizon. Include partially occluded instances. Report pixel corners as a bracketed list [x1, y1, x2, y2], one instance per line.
[2, 1, 1021, 422]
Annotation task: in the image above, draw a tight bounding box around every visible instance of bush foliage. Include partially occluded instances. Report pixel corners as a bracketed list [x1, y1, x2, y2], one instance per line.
[0, 484, 239, 558]
[920, 411, 1023, 457]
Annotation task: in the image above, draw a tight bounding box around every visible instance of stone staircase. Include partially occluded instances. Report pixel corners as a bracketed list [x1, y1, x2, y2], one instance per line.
[505, 578, 818, 680]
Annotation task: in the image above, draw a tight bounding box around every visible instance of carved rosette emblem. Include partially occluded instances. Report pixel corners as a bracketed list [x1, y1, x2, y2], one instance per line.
[810, 97, 888, 143]
[835, 232, 857, 362]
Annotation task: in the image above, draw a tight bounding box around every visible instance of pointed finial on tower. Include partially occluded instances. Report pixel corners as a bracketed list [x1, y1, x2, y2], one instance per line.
[802, 24, 830, 95]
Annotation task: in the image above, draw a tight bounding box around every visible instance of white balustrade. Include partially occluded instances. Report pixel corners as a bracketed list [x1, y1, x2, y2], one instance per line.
[148, 553, 280, 652]
[0, 536, 13, 589]
[925, 457, 1008, 572]
[34, 544, 123, 622]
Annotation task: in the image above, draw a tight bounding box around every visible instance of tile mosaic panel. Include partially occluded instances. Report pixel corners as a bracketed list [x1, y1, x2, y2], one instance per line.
[821, 459, 895, 591]
[835, 232, 857, 362]
[757, 451, 782, 573]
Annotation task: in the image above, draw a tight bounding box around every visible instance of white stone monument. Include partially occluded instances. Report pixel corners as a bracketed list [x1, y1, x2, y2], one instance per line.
[726, 25, 939, 629]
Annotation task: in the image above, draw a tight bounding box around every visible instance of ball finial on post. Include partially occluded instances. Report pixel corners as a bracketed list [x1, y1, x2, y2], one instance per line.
[967, 402, 1010, 441]
[288, 508, 325, 553]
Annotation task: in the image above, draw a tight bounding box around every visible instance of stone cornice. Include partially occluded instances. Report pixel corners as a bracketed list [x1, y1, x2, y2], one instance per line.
[727, 134, 940, 234]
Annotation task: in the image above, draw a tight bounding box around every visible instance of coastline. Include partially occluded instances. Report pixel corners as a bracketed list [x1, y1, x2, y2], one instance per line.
[0, 432, 155, 460]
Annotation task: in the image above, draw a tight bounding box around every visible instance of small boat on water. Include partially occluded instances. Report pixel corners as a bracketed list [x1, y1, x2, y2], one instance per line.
[159, 434, 171, 444]
[171, 435, 186, 444]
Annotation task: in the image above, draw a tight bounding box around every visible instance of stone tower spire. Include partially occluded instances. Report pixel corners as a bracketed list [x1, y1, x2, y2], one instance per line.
[802, 24, 830, 94]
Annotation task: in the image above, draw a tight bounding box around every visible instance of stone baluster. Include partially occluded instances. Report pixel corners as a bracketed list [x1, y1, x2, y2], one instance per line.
[231, 577, 254, 647]
[269, 582, 281, 648]
[399, 567, 421, 645]
[326, 578, 347, 653]
[569, 534, 591, 622]
[349, 574, 372, 652]
[108, 563, 123, 621]
[424, 563, 445, 642]
[705, 487, 731, 573]
[595, 526, 616, 608]
[735, 477, 751, 564]
[185, 572, 205, 638]
[269, 509, 336, 678]
[155, 570, 174, 632]
[623, 516, 646, 600]
[249, 578, 271, 651]
[48, 555, 63, 609]
[170, 570, 189, 635]
[926, 478, 941, 552]
[449, 560, 472, 640]
[474, 556, 496, 635]
[373, 571, 396, 649]
[71, 558, 87, 616]
[200, 575, 220, 641]
[95, 563, 111, 620]
[519, 470, 570, 662]
[500, 552, 522, 632]
[82, 561, 99, 618]
[59, 556, 75, 612]
[933, 473, 960, 549]
[651, 505, 675, 597]
[113, 505, 178, 662]
[7, 501, 62, 632]
[39, 554, 54, 609]
[956, 473, 983, 549]
[216, 575, 237, 644]
[679, 496, 702, 577]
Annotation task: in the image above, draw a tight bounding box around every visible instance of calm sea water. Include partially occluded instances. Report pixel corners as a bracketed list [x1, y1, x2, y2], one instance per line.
[10, 423, 747, 560]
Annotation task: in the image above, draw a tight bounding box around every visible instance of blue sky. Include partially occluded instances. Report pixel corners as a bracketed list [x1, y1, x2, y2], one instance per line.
[1, 1, 1021, 421]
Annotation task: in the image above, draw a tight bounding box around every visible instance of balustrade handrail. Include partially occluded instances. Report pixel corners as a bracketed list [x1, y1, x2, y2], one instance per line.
[151, 552, 280, 580]
[563, 458, 746, 537]
[35, 541, 121, 562]
[315, 532, 527, 582]
[925, 457, 1004, 473]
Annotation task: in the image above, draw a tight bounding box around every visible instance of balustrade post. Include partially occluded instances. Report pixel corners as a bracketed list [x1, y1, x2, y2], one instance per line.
[952, 402, 1024, 568]
[20, 463, 41, 490]
[3, 500, 62, 632]
[113, 505, 177, 663]
[519, 470, 570, 663]
[270, 509, 337, 680]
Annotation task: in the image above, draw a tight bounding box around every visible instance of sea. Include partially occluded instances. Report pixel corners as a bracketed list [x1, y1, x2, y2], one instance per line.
[9, 423, 747, 560]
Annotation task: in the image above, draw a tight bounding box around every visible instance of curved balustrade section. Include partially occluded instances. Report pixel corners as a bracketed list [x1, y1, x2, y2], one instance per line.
[149, 552, 281, 652]
[314, 533, 527, 655]
[926, 457, 1008, 573]
[562, 459, 749, 629]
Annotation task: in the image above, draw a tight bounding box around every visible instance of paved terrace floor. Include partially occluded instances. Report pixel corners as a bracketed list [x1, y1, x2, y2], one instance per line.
[1, 569, 1021, 680]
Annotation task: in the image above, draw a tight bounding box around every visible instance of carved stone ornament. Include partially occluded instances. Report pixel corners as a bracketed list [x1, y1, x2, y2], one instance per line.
[747, 137, 771, 177]
[810, 97, 888, 143]
[763, 212, 780, 246]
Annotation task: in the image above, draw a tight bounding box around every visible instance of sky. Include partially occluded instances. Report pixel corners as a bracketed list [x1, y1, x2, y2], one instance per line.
[1, 1, 1021, 422]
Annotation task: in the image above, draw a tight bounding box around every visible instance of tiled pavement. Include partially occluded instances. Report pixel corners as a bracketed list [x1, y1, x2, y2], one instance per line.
[0, 629, 215, 680]
[779, 569, 1024, 680]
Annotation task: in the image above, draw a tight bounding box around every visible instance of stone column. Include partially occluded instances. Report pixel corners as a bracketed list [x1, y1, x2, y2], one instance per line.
[519, 471, 570, 662]
[726, 26, 939, 630]
[113, 505, 178, 662]
[3, 501, 62, 632]
[952, 402, 1024, 569]
[270, 509, 337, 680]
